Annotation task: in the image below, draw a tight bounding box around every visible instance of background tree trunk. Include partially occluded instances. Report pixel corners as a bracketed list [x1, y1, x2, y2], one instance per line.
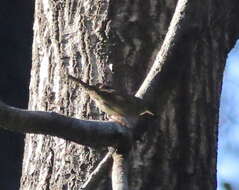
[20, 0, 239, 190]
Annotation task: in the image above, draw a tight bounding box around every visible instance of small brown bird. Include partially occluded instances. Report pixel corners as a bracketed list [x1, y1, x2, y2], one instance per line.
[68, 75, 154, 118]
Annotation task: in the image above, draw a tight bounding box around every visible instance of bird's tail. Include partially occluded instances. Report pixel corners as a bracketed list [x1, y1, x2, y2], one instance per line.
[68, 75, 96, 92]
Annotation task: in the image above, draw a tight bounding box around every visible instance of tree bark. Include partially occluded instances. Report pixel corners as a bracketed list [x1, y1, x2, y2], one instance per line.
[19, 0, 239, 190]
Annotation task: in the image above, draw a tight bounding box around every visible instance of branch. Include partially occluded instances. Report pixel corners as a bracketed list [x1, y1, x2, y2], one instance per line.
[136, 0, 193, 101]
[81, 149, 115, 190]
[111, 153, 129, 190]
[0, 100, 132, 189]
[0, 101, 132, 149]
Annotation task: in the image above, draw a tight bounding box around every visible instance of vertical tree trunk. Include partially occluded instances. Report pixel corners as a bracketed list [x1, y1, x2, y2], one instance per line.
[20, 0, 239, 189]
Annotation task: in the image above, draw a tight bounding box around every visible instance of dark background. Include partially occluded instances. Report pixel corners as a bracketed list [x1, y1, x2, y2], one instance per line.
[0, 1, 34, 189]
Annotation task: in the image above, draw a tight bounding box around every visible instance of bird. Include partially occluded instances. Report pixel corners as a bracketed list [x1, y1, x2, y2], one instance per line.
[68, 75, 155, 119]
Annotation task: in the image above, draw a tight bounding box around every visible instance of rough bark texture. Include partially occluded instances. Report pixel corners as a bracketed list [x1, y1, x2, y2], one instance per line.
[20, 0, 239, 190]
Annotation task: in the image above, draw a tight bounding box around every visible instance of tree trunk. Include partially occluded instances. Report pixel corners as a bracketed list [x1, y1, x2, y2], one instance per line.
[20, 0, 239, 189]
